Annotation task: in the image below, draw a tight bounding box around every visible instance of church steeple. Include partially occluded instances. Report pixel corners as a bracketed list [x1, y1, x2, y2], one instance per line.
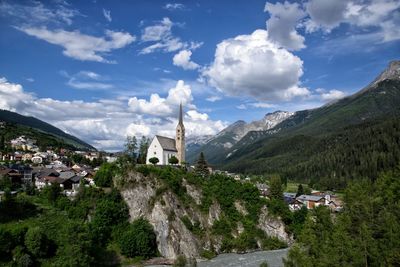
[178, 102, 183, 126]
[176, 103, 185, 165]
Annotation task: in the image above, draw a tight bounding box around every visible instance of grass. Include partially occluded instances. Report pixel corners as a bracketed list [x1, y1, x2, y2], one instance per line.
[285, 182, 307, 193]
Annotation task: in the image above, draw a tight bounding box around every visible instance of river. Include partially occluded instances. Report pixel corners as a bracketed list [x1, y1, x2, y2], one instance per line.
[148, 248, 289, 267]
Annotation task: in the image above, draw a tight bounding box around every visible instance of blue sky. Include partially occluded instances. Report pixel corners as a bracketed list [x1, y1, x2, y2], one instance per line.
[0, 0, 399, 151]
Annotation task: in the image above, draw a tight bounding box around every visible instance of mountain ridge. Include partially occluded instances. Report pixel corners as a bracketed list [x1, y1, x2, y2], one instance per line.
[187, 60, 400, 188]
[0, 109, 96, 151]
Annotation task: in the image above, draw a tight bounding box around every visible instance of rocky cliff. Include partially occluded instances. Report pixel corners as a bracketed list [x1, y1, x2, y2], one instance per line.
[115, 169, 292, 260]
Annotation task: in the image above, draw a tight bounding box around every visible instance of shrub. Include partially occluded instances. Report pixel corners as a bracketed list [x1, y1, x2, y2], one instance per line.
[118, 218, 157, 259]
[94, 163, 115, 187]
[24, 227, 49, 258]
[149, 157, 159, 165]
[200, 249, 216, 259]
[173, 255, 187, 267]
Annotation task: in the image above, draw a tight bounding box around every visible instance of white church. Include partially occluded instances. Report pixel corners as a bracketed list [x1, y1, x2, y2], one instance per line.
[146, 104, 185, 165]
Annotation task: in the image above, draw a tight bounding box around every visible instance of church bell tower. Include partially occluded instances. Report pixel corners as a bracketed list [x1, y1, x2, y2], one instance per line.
[176, 103, 185, 165]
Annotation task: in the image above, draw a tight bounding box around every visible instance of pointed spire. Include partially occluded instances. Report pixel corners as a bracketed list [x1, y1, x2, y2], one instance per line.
[179, 102, 183, 125]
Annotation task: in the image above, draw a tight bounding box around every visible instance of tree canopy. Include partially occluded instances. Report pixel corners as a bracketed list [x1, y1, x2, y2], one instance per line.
[195, 152, 209, 177]
[149, 157, 159, 165]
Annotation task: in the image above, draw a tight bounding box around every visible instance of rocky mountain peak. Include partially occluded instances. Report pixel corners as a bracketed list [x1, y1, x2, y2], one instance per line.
[374, 60, 400, 84]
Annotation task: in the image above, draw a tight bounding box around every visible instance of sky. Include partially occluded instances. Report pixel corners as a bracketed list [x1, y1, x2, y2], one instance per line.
[0, 0, 399, 151]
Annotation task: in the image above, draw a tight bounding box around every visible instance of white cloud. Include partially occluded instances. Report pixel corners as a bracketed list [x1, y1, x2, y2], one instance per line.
[0, 77, 227, 151]
[304, 0, 400, 42]
[206, 95, 222, 102]
[63, 71, 114, 90]
[305, 0, 348, 32]
[128, 93, 172, 116]
[236, 104, 247, 110]
[173, 50, 200, 70]
[103, 8, 112, 22]
[126, 123, 151, 136]
[67, 80, 113, 90]
[187, 110, 208, 121]
[164, 3, 185, 11]
[265, 1, 306, 50]
[203, 29, 308, 101]
[140, 17, 202, 54]
[141, 17, 173, 42]
[249, 102, 275, 108]
[128, 80, 193, 116]
[318, 89, 346, 101]
[17, 27, 135, 63]
[0, 1, 80, 26]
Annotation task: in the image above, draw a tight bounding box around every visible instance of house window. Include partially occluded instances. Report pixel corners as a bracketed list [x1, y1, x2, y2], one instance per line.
[154, 152, 156, 155]
[177, 129, 180, 133]
[177, 137, 180, 140]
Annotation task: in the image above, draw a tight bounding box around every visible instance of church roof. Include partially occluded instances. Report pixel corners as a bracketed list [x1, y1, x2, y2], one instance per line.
[156, 135, 177, 152]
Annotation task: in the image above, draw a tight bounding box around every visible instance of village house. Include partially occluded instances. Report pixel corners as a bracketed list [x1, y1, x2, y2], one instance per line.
[296, 194, 326, 209]
[256, 183, 270, 197]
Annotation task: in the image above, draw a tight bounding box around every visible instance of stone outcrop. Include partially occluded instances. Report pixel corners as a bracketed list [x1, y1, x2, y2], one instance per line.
[258, 206, 293, 245]
[119, 171, 292, 260]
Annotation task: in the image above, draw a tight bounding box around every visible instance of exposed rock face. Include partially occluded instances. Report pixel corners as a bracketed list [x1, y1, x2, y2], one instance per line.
[120, 171, 291, 260]
[149, 192, 201, 259]
[182, 179, 202, 205]
[120, 173, 205, 260]
[207, 201, 221, 227]
[258, 206, 293, 245]
[234, 200, 249, 216]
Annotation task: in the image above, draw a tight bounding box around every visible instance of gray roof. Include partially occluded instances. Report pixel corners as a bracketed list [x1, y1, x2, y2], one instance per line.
[37, 168, 59, 179]
[70, 176, 81, 183]
[156, 135, 177, 152]
[59, 171, 76, 179]
[297, 194, 325, 202]
[284, 192, 297, 198]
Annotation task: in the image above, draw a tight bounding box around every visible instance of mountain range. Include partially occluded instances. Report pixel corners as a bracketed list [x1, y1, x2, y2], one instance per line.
[0, 109, 95, 151]
[187, 60, 400, 188]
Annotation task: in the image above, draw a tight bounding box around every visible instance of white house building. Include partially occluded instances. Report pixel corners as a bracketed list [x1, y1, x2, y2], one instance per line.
[146, 104, 185, 165]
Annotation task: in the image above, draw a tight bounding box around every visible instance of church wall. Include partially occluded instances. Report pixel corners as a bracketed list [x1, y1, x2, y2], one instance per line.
[163, 150, 178, 165]
[146, 137, 165, 165]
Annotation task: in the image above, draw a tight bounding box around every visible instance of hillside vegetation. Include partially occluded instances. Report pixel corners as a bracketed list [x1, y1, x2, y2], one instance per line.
[0, 109, 95, 151]
[285, 166, 400, 266]
[218, 78, 400, 189]
[225, 117, 400, 189]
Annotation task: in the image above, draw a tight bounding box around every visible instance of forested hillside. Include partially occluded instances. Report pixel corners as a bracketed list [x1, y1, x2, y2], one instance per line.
[217, 66, 400, 189]
[285, 167, 400, 266]
[225, 117, 400, 189]
[0, 109, 95, 151]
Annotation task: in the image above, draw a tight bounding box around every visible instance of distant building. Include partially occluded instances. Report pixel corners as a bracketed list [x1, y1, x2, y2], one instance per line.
[146, 104, 185, 165]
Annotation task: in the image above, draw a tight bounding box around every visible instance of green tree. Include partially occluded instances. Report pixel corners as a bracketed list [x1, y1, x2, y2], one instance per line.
[296, 184, 304, 197]
[138, 136, 150, 164]
[118, 218, 157, 259]
[94, 163, 114, 187]
[24, 227, 49, 258]
[125, 135, 137, 160]
[269, 175, 283, 200]
[169, 155, 179, 165]
[0, 135, 4, 151]
[149, 157, 159, 165]
[195, 152, 209, 177]
[90, 193, 129, 245]
[285, 167, 400, 267]
[41, 183, 62, 204]
[0, 228, 13, 259]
